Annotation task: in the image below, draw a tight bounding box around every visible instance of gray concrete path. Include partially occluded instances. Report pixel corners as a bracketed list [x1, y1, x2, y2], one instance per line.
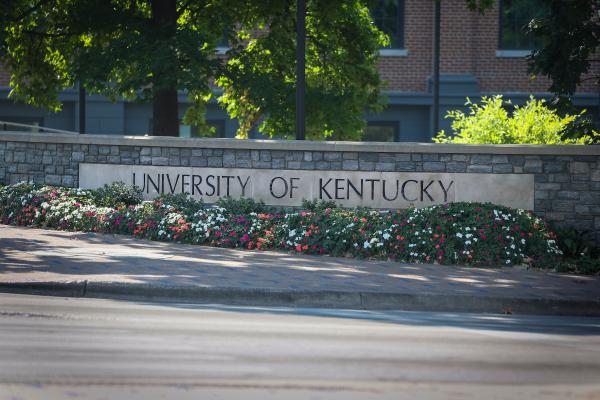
[1, 293, 600, 400]
[1, 225, 599, 314]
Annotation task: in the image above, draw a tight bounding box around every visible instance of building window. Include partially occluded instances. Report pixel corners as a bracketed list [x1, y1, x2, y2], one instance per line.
[362, 121, 399, 142]
[499, 0, 547, 50]
[370, 0, 405, 49]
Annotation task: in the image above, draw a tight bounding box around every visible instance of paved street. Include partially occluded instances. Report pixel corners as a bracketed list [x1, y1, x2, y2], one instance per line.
[1, 293, 600, 399]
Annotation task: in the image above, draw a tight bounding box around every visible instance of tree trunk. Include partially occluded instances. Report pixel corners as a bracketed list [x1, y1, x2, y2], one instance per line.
[151, 0, 179, 137]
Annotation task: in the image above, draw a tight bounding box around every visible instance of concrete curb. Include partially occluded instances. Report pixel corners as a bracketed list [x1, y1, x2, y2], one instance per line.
[1, 281, 599, 316]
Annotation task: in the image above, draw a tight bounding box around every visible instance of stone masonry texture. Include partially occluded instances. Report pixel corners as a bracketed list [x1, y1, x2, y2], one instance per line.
[0, 135, 599, 243]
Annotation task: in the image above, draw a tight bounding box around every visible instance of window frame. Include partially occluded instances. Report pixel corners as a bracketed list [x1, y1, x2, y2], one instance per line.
[371, 0, 406, 52]
[362, 121, 400, 142]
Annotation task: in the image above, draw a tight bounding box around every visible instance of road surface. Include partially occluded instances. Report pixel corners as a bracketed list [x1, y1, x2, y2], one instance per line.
[1, 293, 599, 399]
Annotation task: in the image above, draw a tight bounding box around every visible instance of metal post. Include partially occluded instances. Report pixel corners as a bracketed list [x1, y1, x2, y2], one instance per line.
[79, 82, 86, 134]
[432, 0, 441, 137]
[296, 0, 306, 140]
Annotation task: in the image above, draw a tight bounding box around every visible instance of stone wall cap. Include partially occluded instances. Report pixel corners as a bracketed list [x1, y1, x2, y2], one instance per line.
[1, 131, 599, 155]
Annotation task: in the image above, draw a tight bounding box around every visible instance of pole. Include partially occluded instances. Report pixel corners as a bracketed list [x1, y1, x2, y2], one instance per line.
[432, 0, 441, 137]
[79, 82, 86, 134]
[296, 0, 306, 140]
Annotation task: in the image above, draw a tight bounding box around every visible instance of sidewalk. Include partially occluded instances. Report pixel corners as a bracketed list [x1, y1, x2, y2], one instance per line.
[1, 224, 599, 315]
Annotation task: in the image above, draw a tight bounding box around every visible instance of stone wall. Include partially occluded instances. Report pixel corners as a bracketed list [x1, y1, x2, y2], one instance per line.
[1, 132, 599, 241]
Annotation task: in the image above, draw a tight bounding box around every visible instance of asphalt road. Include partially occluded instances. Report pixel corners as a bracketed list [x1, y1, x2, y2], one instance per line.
[1, 293, 600, 400]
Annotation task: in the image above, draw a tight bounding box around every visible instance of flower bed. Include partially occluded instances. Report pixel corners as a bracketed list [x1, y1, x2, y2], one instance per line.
[0, 182, 565, 268]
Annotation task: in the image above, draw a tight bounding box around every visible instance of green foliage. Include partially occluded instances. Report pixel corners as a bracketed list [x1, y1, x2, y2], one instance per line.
[434, 96, 597, 145]
[216, 196, 270, 215]
[0, 182, 581, 271]
[155, 192, 204, 214]
[1, 0, 387, 140]
[526, 0, 600, 103]
[301, 198, 339, 212]
[218, 0, 387, 140]
[91, 181, 143, 207]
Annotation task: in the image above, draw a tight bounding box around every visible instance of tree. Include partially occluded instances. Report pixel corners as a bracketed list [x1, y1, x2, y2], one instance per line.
[526, 0, 600, 107]
[466, 0, 600, 109]
[0, 0, 386, 139]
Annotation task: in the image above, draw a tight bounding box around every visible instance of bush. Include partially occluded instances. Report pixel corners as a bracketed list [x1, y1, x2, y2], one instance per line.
[434, 96, 597, 145]
[0, 182, 571, 270]
[216, 196, 271, 215]
[91, 181, 143, 207]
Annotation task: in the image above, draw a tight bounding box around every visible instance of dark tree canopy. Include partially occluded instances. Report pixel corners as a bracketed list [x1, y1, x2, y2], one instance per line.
[0, 0, 387, 138]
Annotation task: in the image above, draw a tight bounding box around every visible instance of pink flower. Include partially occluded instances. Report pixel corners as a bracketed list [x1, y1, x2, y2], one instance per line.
[241, 233, 250, 242]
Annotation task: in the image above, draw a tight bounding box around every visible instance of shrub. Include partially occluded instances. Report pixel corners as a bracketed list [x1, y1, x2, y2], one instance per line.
[216, 196, 271, 215]
[434, 96, 597, 145]
[0, 182, 577, 271]
[91, 181, 143, 207]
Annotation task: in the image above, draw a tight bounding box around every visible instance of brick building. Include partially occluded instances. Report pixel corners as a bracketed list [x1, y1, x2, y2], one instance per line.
[1, 0, 599, 141]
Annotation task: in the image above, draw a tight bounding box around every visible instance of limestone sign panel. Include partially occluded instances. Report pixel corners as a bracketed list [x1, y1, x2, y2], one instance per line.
[79, 163, 534, 210]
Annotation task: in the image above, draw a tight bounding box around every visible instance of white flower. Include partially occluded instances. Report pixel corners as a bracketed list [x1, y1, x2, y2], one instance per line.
[363, 241, 370, 249]
[382, 233, 391, 240]
[456, 232, 463, 238]
[288, 229, 296, 238]
[465, 240, 471, 245]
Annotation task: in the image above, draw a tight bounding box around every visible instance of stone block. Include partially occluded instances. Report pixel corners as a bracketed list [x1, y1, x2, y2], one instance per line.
[422, 154, 439, 162]
[423, 162, 445, 172]
[524, 160, 542, 173]
[208, 157, 223, 167]
[342, 160, 359, 170]
[140, 155, 152, 165]
[446, 162, 466, 173]
[287, 161, 301, 169]
[98, 146, 111, 155]
[452, 154, 469, 162]
[556, 191, 579, 200]
[535, 183, 561, 191]
[466, 165, 492, 173]
[107, 156, 120, 163]
[544, 163, 564, 173]
[140, 147, 151, 156]
[151, 157, 169, 166]
[13, 151, 25, 162]
[471, 154, 492, 164]
[45, 175, 62, 185]
[359, 161, 375, 171]
[152, 147, 163, 156]
[492, 164, 513, 173]
[394, 153, 410, 162]
[260, 150, 272, 162]
[303, 152, 313, 161]
[324, 152, 341, 161]
[312, 152, 323, 161]
[395, 162, 416, 172]
[315, 161, 330, 170]
[223, 152, 236, 167]
[272, 159, 285, 169]
[190, 157, 207, 167]
[251, 150, 260, 161]
[359, 153, 379, 162]
[252, 161, 272, 169]
[570, 162, 590, 174]
[411, 154, 422, 161]
[236, 159, 251, 168]
[492, 155, 508, 164]
[62, 175, 74, 187]
[552, 200, 574, 212]
[69, 152, 83, 162]
[375, 162, 395, 172]
[342, 152, 358, 160]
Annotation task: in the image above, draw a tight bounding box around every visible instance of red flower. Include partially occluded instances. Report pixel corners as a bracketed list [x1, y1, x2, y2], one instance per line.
[295, 244, 302, 252]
